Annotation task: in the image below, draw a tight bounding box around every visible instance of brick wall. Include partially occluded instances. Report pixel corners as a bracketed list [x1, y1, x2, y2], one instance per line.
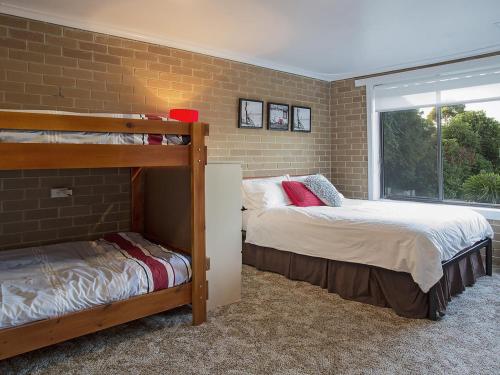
[0, 168, 130, 250]
[330, 79, 368, 199]
[0, 13, 331, 248]
[488, 220, 500, 267]
[0, 14, 332, 179]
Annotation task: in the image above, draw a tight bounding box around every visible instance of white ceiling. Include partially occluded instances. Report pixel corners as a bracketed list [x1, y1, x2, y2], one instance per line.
[2, 0, 500, 80]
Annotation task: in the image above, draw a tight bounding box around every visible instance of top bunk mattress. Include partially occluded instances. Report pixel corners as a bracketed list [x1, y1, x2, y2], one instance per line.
[0, 232, 192, 329]
[0, 130, 189, 145]
[0, 110, 190, 145]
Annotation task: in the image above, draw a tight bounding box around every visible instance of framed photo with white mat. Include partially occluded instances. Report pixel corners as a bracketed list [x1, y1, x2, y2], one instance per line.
[238, 99, 264, 129]
[267, 102, 289, 131]
[291, 105, 311, 132]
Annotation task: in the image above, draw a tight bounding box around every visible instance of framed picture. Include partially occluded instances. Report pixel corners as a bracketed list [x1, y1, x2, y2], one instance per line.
[267, 103, 289, 131]
[291, 106, 312, 132]
[238, 98, 264, 129]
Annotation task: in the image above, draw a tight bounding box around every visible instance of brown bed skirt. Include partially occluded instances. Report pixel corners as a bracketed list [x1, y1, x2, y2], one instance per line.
[242, 242, 487, 319]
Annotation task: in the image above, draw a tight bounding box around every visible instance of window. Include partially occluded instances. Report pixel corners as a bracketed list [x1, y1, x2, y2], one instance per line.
[381, 103, 499, 205]
[381, 107, 439, 200]
[366, 58, 500, 206]
[441, 101, 499, 204]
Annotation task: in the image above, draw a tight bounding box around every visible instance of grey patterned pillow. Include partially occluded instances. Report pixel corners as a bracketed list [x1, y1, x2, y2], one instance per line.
[304, 174, 342, 207]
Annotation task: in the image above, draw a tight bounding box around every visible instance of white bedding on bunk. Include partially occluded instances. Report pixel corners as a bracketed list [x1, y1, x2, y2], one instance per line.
[245, 199, 493, 292]
[0, 110, 187, 145]
[0, 232, 191, 329]
[0, 129, 152, 145]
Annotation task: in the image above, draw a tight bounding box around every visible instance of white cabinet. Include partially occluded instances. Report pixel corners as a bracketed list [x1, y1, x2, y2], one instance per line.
[205, 163, 242, 311]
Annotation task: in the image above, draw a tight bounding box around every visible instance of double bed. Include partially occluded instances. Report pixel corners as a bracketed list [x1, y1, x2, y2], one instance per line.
[242, 177, 494, 319]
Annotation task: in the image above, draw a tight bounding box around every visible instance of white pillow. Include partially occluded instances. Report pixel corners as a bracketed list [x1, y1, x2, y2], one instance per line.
[288, 174, 345, 200]
[242, 175, 291, 209]
[288, 175, 308, 182]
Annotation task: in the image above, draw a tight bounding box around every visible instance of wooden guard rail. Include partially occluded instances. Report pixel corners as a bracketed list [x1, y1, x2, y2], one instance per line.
[0, 111, 208, 170]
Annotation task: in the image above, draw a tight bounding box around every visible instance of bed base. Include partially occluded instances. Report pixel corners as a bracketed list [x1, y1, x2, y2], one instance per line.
[0, 283, 191, 361]
[243, 233, 492, 320]
[428, 237, 492, 320]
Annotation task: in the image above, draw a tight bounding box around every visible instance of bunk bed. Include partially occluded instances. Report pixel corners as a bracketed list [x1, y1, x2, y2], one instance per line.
[0, 110, 209, 360]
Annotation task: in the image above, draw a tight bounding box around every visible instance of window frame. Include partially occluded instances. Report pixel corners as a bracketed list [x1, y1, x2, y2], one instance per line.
[355, 55, 500, 219]
[379, 102, 499, 208]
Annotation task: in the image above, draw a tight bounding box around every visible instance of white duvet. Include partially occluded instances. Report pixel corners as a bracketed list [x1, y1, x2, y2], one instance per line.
[245, 199, 493, 292]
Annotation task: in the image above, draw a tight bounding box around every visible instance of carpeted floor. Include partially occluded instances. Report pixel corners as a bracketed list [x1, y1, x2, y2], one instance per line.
[1, 266, 499, 375]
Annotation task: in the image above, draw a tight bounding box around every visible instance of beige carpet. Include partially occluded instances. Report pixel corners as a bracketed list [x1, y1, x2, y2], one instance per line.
[1, 266, 499, 375]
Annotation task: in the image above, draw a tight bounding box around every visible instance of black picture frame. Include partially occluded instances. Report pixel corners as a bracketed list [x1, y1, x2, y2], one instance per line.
[267, 102, 289, 131]
[238, 98, 264, 129]
[291, 105, 312, 133]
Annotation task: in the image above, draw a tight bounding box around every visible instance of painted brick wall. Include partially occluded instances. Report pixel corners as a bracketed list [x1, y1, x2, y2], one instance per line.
[0, 13, 331, 248]
[330, 79, 368, 199]
[0, 14, 332, 179]
[0, 168, 130, 250]
[488, 220, 500, 267]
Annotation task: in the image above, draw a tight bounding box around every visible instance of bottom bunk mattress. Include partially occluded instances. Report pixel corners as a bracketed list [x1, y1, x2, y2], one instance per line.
[0, 232, 192, 329]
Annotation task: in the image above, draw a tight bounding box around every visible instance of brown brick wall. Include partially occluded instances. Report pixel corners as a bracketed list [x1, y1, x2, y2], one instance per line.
[0, 14, 332, 179]
[0, 168, 130, 250]
[0, 13, 331, 248]
[488, 220, 500, 267]
[330, 79, 368, 199]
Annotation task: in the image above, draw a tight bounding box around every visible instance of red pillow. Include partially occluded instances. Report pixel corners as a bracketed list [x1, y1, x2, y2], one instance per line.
[282, 181, 324, 207]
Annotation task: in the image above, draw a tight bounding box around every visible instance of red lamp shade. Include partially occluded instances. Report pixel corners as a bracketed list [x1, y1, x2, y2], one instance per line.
[169, 108, 199, 122]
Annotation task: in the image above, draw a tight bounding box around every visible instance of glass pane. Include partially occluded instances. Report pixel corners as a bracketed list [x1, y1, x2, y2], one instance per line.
[442, 101, 500, 205]
[381, 107, 439, 199]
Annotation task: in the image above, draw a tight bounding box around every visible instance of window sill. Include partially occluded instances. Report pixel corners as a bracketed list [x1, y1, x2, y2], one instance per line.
[379, 198, 500, 221]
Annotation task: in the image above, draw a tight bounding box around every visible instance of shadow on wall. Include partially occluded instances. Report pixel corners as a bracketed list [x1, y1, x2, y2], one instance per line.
[0, 168, 131, 250]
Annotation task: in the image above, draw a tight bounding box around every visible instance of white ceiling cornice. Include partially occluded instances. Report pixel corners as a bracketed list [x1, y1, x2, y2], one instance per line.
[0, 3, 330, 81]
[1, 1, 499, 82]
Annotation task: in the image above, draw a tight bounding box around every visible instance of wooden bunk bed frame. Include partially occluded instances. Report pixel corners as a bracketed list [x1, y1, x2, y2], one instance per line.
[0, 111, 209, 360]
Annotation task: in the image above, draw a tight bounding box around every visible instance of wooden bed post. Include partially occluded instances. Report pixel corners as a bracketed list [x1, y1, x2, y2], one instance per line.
[131, 167, 145, 233]
[190, 122, 207, 325]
